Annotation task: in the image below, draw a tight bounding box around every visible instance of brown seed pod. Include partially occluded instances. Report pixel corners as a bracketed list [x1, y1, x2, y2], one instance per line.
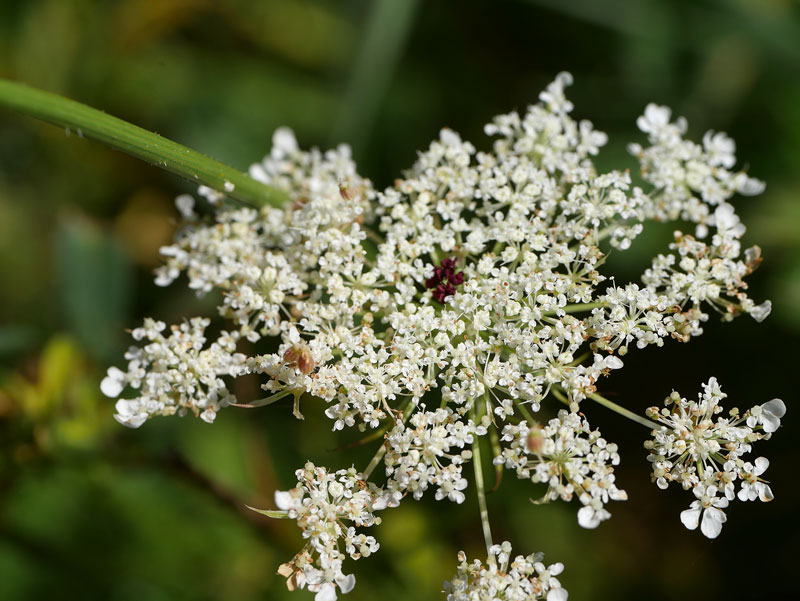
[284, 343, 315, 375]
[526, 424, 545, 454]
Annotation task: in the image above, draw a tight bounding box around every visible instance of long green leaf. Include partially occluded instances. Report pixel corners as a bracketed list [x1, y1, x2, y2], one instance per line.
[0, 78, 288, 208]
[245, 506, 289, 519]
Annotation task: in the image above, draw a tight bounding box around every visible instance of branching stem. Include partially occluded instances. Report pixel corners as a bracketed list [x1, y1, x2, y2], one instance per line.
[588, 392, 654, 430]
[363, 397, 416, 479]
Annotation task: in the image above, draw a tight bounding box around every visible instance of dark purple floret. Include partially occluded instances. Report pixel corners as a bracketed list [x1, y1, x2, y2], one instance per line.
[449, 271, 464, 286]
[425, 257, 465, 303]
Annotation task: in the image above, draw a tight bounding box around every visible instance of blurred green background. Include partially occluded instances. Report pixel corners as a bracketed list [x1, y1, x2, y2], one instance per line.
[1, 0, 798, 599]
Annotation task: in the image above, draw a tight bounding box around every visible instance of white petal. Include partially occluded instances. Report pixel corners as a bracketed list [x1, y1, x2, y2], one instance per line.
[314, 583, 337, 601]
[754, 457, 770, 476]
[761, 413, 781, 433]
[721, 484, 734, 501]
[272, 127, 298, 155]
[337, 574, 356, 594]
[680, 507, 700, 531]
[738, 176, 766, 196]
[762, 399, 786, 430]
[113, 411, 147, 428]
[609, 487, 628, 501]
[248, 163, 268, 183]
[605, 356, 623, 369]
[547, 587, 569, 601]
[758, 484, 774, 503]
[175, 194, 195, 218]
[750, 301, 772, 323]
[101, 376, 123, 398]
[439, 128, 461, 146]
[274, 490, 293, 510]
[577, 506, 599, 529]
[700, 508, 726, 539]
[100, 367, 125, 397]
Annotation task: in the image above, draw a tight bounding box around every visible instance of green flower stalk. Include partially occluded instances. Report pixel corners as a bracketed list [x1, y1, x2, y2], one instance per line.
[0, 78, 287, 209]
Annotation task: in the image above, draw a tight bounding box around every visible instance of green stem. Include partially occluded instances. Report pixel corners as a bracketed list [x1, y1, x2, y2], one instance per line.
[514, 397, 536, 423]
[543, 301, 607, 316]
[588, 392, 653, 430]
[471, 433, 493, 554]
[488, 420, 503, 493]
[363, 443, 387, 481]
[0, 78, 288, 209]
[231, 388, 294, 408]
[471, 403, 493, 554]
[363, 397, 416, 479]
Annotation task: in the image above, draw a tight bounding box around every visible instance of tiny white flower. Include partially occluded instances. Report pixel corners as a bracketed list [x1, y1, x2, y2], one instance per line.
[272, 126, 298, 155]
[749, 300, 772, 323]
[752, 399, 786, 433]
[113, 399, 147, 428]
[680, 486, 728, 539]
[175, 194, 196, 219]
[738, 457, 773, 502]
[100, 366, 126, 398]
[636, 104, 672, 135]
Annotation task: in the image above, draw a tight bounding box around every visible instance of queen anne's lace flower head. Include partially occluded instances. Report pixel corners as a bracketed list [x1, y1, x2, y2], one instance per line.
[102, 72, 784, 599]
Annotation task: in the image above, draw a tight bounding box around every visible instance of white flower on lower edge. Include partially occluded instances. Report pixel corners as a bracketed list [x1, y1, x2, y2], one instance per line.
[680, 485, 729, 539]
[272, 463, 382, 600]
[304, 558, 356, 601]
[577, 505, 610, 530]
[443, 542, 568, 601]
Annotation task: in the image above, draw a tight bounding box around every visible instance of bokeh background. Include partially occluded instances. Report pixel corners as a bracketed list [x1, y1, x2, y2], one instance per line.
[1, 1, 798, 599]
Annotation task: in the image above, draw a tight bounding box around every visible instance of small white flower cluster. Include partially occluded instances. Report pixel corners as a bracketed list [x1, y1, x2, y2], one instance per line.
[644, 378, 785, 539]
[101, 317, 247, 427]
[274, 462, 384, 601]
[630, 104, 764, 224]
[443, 541, 568, 601]
[103, 73, 784, 600]
[384, 407, 486, 504]
[495, 410, 627, 528]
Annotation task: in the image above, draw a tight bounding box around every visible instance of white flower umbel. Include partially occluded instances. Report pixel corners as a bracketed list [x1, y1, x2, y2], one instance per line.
[274, 463, 383, 601]
[104, 73, 785, 599]
[384, 407, 484, 504]
[443, 541, 568, 601]
[494, 410, 627, 528]
[101, 317, 248, 427]
[645, 378, 785, 538]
